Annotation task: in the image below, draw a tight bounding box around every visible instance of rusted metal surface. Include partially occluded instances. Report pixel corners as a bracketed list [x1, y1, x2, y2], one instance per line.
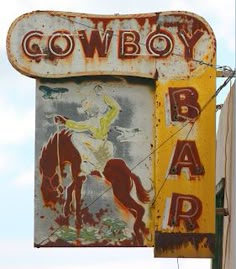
[34, 76, 155, 247]
[6, 10, 216, 256]
[154, 62, 216, 257]
[7, 10, 216, 79]
[155, 232, 215, 257]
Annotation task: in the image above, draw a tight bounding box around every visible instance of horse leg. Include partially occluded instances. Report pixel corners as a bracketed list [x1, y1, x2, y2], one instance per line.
[103, 159, 147, 245]
[132, 204, 149, 237]
[129, 199, 146, 245]
[73, 174, 85, 231]
[64, 181, 75, 217]
[115, 192, 146, 246]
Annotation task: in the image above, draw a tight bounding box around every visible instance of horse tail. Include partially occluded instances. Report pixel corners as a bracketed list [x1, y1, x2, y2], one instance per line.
[130, 172, 150, 203]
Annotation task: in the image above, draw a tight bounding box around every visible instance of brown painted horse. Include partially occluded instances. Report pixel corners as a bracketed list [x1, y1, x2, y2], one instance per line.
[39, 128, 150, 245]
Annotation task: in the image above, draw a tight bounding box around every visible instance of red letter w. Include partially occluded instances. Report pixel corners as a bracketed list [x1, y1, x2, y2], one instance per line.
[78, 30, 113, 58]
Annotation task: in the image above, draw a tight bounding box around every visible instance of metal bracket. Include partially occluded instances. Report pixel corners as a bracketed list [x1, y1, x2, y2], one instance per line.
[216, 208, 229, 216]
[216, 70, 236, 77]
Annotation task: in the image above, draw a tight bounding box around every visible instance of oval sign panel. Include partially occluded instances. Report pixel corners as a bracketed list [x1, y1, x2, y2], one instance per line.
[7, 11, 215, 79]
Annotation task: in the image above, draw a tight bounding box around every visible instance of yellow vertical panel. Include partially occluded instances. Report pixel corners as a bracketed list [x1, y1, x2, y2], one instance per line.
[154, 66, 216, 257]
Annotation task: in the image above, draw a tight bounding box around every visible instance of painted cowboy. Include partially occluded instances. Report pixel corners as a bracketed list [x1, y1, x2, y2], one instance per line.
[54, 85, 121, 175]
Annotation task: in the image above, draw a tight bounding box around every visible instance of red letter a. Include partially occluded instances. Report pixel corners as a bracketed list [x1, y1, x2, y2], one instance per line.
[169, 140, 204, 176]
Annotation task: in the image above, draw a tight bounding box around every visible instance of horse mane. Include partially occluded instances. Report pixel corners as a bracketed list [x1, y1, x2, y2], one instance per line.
[41, 129, 72, 155]
[39, 128, 73, 171]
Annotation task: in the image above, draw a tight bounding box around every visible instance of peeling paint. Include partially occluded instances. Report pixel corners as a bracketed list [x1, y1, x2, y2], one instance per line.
[7, 10, 216, 80]
[155, 232, 215, 257]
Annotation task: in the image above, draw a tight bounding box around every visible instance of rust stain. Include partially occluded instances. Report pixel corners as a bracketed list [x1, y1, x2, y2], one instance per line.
[37, 237, 137, 247]
[86, 14, 158, 30]
[155, 232, 215, 255]
[158, 12, 207, 32]
[7, 10, 216, 79]
[55, 215, 69, 226]
[89, 17, 113, 30]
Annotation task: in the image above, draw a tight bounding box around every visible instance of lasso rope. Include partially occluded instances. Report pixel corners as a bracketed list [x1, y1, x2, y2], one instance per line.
[56, 123, 63, 191]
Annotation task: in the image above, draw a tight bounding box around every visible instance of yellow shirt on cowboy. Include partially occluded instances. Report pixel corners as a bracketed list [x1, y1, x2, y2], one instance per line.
[64, 95, 120, 139]
[63, 94, 120, 174]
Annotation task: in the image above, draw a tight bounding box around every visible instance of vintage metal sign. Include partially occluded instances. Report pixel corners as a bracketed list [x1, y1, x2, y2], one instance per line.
[6, 10, 216, 255]
[7, 11, 215, 80]
[154, 67, 216, 257]
[34, 77, 155, 247]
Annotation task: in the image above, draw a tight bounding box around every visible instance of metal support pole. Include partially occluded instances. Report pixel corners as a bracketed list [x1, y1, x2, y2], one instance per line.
[231, 82, 236, 269]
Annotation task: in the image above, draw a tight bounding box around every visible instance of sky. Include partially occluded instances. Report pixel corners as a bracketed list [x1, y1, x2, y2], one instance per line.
[0, 0, 235, 268]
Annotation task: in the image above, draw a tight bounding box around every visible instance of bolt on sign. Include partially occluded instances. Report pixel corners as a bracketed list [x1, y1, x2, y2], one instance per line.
[7, 10, 216, 255]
